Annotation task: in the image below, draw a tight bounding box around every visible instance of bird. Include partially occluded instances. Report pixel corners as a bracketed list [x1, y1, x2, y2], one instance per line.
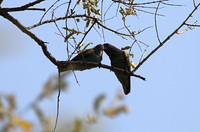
[103, 43, 131, 95]
[61, 44, 104, 71]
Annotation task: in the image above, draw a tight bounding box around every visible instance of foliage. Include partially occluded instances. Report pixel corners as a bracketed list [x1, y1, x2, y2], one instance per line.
[0, 73, 129, 132]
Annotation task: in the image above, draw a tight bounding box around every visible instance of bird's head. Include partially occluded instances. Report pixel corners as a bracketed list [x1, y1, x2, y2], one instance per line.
[94, 44, 104, 55]
[103, 43, 122, 57]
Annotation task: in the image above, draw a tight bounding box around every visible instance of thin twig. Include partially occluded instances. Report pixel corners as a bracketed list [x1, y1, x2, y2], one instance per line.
[0, 0, 45, 12]
[69, 21, 96, 58]
[185, 22, 200, 27]
[39, 0, 60, 23]
[177, 21, 198, 34]
[53, 69, 61, 132]
[112, 0, 168, 6]
[65, 0, 72, 60]
[193, 0, 196, 8]
[27, 14, 132, 36]
[154, 2, 161, 43]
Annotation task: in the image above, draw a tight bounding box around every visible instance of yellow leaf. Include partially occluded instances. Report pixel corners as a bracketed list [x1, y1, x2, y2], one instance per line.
[93, 94, 106, 112]
[130, 61, 136, 69]
[12, 115, 32, 132]
[128, 53, 134, 58]
[86, 114, 97, 123]
[104, 105, 129, 117]
[18, 120, 32, 131]
[125, 8, 136, 15]
[7, 95, 16, 111]
[77, 0, 81, 5]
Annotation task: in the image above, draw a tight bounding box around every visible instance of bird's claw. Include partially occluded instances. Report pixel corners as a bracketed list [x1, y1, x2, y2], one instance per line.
[98, 63, 102, 68]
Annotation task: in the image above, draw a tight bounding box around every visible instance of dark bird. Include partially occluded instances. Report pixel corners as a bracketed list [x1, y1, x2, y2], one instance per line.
[61, 44, 104, 71]
[104, 43, 131, 95]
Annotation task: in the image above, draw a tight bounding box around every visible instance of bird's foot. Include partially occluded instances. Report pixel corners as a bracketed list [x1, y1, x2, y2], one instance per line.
[98, 63, 102, 68]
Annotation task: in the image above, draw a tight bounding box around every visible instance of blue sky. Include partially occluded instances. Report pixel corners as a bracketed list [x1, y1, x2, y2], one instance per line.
[1, 0, 200, 132]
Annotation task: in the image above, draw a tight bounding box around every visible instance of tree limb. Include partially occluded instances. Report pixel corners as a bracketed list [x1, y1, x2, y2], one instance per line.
[27, 14, 132, 36]
[57, 61, 146, 81]
[0, 0, 45, 12]
[133, 2, 200, 72]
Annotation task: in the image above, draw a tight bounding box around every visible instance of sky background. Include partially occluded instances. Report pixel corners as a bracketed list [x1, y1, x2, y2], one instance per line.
[1, 0, 200, 132]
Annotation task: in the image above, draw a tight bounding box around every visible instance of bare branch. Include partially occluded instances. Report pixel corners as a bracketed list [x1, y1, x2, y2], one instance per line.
[177, 21, 198, 34]
[112, 0, 168, 6]
[57, 61, 146, 81]
[53, 70, 61, 132]
[27, 14, 132, 36]
[193, 0, 196, 7]
[0, 0, 45, 12]
[39, 0, 60, 23]
[185, 22, 200, 27]
[133, 2, 200, 72]
[65, 0, 72, 60]
[0, 11, 57, 65]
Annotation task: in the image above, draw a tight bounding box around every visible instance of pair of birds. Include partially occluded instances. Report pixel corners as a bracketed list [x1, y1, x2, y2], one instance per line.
[63, 43, 131, 95]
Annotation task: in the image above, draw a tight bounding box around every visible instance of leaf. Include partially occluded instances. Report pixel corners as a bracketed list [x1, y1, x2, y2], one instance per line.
[12, 115, 32, 132]
[93, 94, 106, 113]
[7, 95, 16, 111]
[131, 31, 136, 35]
[81, 43, 91, 51]
[77, 0, 81, 5]
[125, 8, 136, 15]
[33, 105, 46, 123]
[86, 19, 91, 28]
[89, 0, 98, 6]
[121, 46, 131, 50]
[130, 61, 136, 69]
[103, 105, 129, 117]
[128, 53, 134, 58]
[0, 98, 4, 120]
[86, 114, 97, 123]
[129, 0, 134, 5]
[113, 90, 124, 104]
[18, 119, 32, 131]
[119, 7, 125, 16]
[64, 32, 75, 42]
[72, 119, 82, 132]
[90, 6, 101, 15]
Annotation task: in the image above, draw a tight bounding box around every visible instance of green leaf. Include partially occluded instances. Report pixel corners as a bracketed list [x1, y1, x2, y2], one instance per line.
[90, 6, 101, 15]
[64, 32, 75, 42]
[85, 19, 91, 28]
[93, 94, 106, 113]
[119, 7, 125, 16]
[72, 119, 82, 132]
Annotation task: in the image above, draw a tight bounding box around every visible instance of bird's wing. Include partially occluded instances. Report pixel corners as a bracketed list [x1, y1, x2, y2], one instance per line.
[71, 49, 95, 61]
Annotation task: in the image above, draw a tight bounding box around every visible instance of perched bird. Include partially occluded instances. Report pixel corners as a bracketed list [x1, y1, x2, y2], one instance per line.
[103, 43, 131, 95]
[61, 44, 104, 71]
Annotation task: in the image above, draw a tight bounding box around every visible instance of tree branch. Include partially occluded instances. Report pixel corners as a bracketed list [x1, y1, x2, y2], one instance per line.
[133, 2, 200, 72]
[0, 0, 45, 12]
[57, 61, 146, 81]
[0, 11, 57, 65]
[27, 14, 132, 36]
